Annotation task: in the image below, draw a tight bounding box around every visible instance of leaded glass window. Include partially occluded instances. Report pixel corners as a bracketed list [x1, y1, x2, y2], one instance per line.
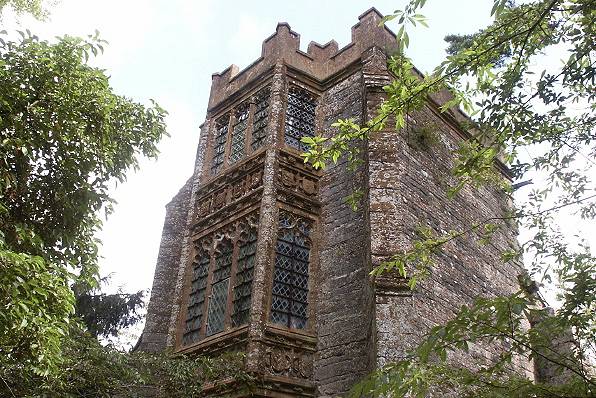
[230, 104, 249, 163]
[232, 226, 257, 326]
[206, 239, 232, 336]
[270, 211, 312, 329]
[252, 86, 270, 150]
[284, 86, 316, 151]
[183, 249, 209, 345]
[211, 115, 229, 175]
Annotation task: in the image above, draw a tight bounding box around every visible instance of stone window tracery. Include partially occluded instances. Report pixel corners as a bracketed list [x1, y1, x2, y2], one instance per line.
[211, 115, 229, 175]
[284, 86, 316, 151]
[270, 210, 312, 329]
[230, 103, 249, 163]
[252, 86, 270, 150]
[181, 212, 259, 346]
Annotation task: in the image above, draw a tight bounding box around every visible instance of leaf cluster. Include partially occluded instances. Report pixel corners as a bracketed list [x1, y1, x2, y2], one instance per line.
[0, 326, 253, 398]
[0, 30, 168, 378]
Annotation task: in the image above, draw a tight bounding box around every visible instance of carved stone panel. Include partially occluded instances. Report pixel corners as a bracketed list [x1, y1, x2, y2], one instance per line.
[277, 149, 321, 213]
[264, 346, 313, 379]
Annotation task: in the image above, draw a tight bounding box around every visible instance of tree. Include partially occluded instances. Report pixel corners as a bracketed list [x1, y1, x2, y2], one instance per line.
[74, 276, 145, 340]
[0, 0, 52, 20]
[303, 0, 595, 396]
[0, 19, 253, 397]
[0, 29, 167, 381]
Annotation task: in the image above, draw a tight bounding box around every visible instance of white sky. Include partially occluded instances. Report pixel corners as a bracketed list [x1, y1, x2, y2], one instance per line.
[3, 1, 591, 322]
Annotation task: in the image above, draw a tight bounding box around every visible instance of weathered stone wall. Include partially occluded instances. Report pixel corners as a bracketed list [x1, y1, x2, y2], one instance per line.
[137, 178, 193, 352]
[369, 98, 532, 378]
[314, 70, 376, 397]
[138, 121, 209, 352]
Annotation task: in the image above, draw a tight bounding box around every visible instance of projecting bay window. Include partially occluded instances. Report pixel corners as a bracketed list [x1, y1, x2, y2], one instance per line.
[181, 217, 259, 346]
[270, 210, 312, 330]
[284, 85, 316, 152]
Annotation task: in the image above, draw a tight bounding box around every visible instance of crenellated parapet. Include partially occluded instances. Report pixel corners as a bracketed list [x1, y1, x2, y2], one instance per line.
[209, 7, 397, 109]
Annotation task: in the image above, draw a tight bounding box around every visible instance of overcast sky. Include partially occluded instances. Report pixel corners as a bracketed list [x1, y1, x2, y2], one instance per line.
[4, 1, 590, 338]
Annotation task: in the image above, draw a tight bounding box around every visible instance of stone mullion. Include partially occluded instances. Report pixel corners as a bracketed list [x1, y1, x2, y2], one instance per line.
[245, 62, 286, 373]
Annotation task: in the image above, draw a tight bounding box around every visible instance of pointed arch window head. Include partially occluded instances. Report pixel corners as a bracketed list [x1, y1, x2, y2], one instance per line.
[285, 86, 316, 152]
[270, 211, 312, 330]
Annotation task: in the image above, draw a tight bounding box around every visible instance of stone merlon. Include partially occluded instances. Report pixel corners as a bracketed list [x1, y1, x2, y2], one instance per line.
[208, 7, 397, 109]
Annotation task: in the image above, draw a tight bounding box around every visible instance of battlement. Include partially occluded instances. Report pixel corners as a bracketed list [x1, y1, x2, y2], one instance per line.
[208, 7, 398, 109]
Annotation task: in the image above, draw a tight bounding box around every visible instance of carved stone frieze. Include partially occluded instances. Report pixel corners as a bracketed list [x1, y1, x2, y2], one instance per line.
[193, 153, 265, 230]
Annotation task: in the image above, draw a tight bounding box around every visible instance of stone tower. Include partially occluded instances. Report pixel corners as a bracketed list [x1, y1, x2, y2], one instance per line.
[138, 8, 529, 397]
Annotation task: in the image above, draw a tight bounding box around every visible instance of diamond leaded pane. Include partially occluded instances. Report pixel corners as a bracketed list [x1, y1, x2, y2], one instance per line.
[183, 249, 210, 345]
[252, 86, 270, 150]
[213, 240, 233, 282]
[206, 278, 229, 336]
[230, 104, 249, 163]
[284, 86, 316, 151]
[270, 211, 312, 329]
[232, 228, 257, 327]
[211, 115, 229, 175]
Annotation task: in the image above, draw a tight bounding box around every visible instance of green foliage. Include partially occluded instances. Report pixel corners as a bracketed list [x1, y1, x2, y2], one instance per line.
[74, 278, 145, 339]
[0, 327, 252, 397]
[0, 30, 168, 379]
[0, 249, 74, 377]
[406, 123, 439, 150]
[303, 0, 596, 396]
[0, 0, 51, 20]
